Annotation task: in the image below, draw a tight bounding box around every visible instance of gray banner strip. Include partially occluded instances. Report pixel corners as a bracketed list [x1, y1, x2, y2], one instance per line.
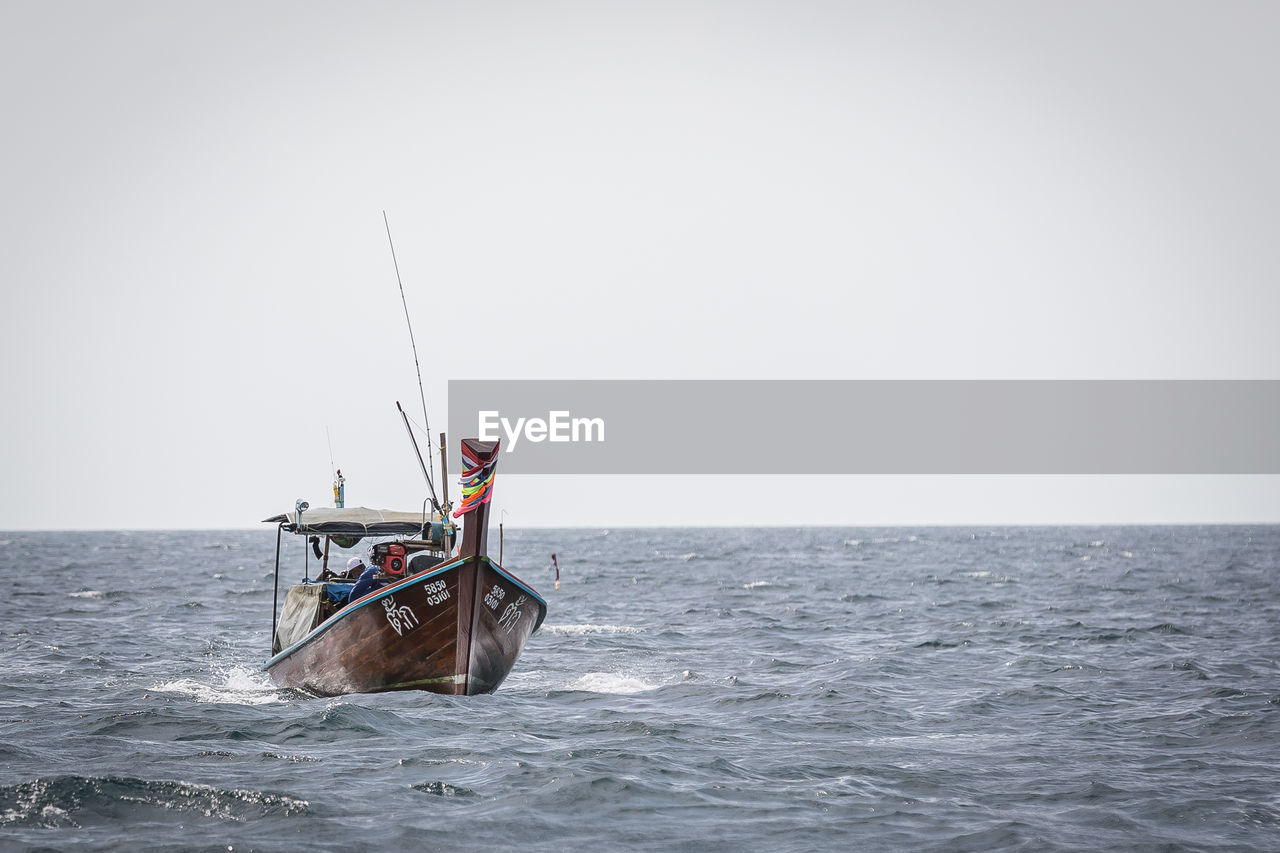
[446, 380, 1280, 475]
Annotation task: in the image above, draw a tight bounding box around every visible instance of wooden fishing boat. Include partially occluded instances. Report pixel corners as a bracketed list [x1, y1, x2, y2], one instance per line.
[262, 437, 547, 696]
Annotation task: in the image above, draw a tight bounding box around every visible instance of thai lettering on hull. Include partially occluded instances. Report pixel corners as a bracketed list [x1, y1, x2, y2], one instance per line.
[382, 595, 419, 636]
[498, 594, 527, 634]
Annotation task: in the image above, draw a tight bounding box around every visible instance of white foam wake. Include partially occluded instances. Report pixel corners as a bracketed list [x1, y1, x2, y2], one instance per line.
[566, 672, 656, 694]
[543, 624, 643, 635]
[151, 666, 283, 705]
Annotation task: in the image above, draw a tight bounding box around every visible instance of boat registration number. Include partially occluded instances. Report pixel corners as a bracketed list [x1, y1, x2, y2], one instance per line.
[423, 578, 451, 607]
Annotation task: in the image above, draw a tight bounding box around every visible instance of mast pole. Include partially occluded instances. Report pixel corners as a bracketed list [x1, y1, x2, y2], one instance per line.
[439, 431, 452, 553]
[271, 524, 282, 654]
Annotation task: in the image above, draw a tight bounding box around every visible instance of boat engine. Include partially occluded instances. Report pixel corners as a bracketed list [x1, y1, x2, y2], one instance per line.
[373, 542, 407, 577]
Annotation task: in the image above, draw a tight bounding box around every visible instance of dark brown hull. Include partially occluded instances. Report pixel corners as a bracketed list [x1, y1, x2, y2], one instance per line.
[264, 556, 546, 697]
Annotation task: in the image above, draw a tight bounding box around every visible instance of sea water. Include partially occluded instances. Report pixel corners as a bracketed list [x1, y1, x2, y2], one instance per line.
[1, 526, 1278, 851]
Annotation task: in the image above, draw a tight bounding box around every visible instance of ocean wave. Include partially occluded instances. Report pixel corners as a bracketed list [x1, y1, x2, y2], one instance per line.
[654, 551, 701, 561]
[411, 781, 478, 798]
[844, 535, 919, 547]
[0, 776, 309, 828]
[543, 624, 643, 636]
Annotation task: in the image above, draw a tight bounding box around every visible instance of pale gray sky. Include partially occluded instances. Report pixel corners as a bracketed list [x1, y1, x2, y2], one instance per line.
[2, 1, 1277, 530]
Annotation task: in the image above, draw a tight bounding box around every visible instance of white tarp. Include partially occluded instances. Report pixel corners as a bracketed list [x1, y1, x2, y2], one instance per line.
[263, 506, 438, 536]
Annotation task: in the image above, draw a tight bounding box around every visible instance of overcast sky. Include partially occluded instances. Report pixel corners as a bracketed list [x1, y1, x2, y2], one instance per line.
[2, 1, 1277, 530]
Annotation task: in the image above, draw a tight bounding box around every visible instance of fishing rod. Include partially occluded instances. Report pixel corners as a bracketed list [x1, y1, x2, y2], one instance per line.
[325, 426, 336, 481]
[384, 211, 441, 512]
[398, 400, 440, 511]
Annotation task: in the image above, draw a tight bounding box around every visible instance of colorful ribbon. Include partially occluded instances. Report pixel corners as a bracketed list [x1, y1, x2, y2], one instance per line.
[453, 442, 499, 518]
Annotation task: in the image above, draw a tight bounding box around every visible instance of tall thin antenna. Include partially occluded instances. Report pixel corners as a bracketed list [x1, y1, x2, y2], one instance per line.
[383, 210, 436, 490]
[325, 426, 336, 480]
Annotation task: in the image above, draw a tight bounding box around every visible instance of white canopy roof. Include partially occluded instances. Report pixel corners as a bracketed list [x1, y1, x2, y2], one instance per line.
[262, 506, 439, 536]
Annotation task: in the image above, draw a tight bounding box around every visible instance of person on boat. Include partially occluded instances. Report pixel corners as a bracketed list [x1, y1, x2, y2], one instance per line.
[347, 561, 388, 603]
[317, 556, 365, 583]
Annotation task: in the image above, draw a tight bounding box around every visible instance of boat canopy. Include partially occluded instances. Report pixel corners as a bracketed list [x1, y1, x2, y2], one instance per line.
[263, 506, 437, 536]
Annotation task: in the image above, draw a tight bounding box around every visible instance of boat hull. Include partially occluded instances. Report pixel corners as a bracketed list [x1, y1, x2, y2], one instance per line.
[264, 555, 546, 697]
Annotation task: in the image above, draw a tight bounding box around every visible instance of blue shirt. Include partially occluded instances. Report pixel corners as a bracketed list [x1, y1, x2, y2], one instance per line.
[348, 566, 386, 603]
